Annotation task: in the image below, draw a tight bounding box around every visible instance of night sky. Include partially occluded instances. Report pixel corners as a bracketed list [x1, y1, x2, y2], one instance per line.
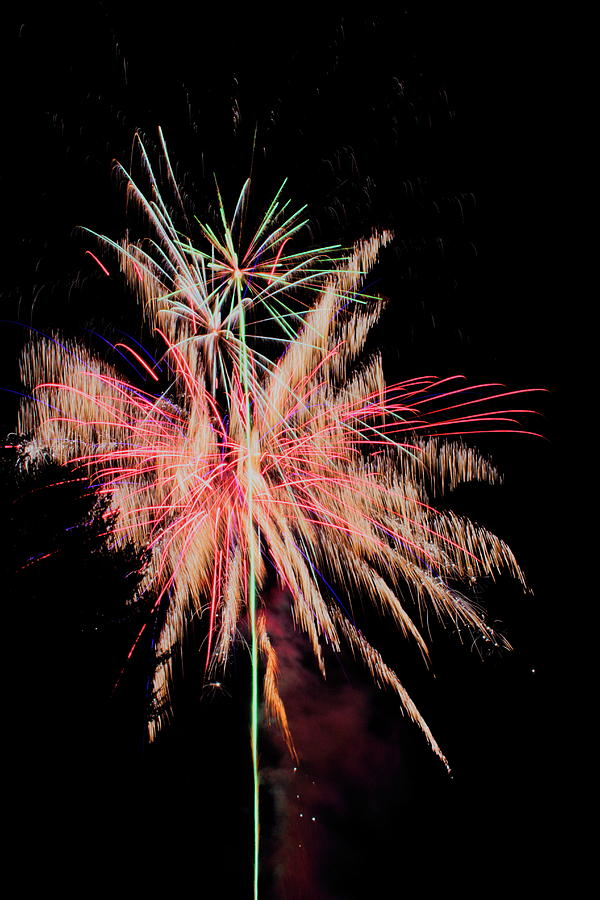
[1, 6, 571, 897]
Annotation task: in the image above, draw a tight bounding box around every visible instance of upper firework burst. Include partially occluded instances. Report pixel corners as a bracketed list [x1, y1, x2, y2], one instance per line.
[16, 133, 539, 769]
[85, 129, 347, 394]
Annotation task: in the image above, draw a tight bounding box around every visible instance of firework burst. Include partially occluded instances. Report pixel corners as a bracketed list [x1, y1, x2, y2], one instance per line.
[15, 134, 538, 896]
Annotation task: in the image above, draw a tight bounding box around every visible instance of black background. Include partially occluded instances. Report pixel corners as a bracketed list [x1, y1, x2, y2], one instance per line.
[1, 5, 576, 897]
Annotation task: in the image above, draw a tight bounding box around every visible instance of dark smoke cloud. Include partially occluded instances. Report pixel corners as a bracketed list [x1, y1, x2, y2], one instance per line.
[261, 590, 407, 899]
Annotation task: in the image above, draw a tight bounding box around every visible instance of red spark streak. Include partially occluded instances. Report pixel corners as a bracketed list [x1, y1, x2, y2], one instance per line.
[85, 250, 111, 277]
[114, 344, 160, 381]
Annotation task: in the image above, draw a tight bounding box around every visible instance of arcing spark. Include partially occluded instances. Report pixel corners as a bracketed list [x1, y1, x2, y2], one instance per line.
[16, 135, 537, 895]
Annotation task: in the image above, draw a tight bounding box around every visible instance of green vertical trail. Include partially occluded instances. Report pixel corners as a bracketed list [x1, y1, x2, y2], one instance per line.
[236, 278, 260, 900]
